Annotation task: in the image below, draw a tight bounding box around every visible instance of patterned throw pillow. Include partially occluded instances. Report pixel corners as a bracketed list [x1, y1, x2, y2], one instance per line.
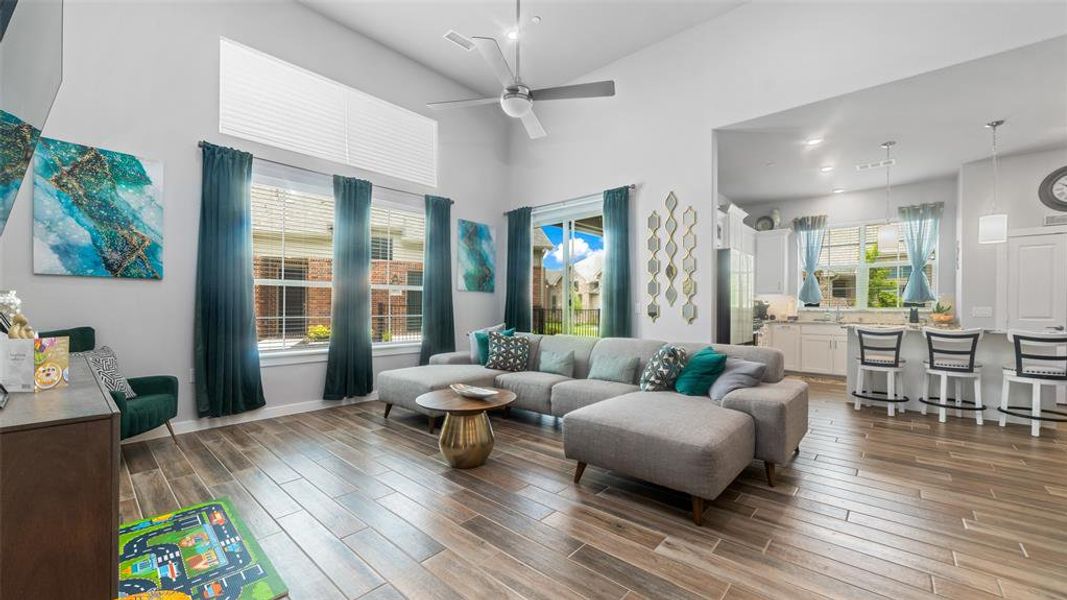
[485, 331, 530, 372]
[639, 344, 688, 391]
[73, 346, 137, 398]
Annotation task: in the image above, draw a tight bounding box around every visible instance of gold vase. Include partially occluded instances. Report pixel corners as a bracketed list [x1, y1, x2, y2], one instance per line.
[438, 411, 495, 468]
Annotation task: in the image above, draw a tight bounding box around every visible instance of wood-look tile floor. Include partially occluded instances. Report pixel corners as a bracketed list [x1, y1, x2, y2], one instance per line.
[123, 380, 1067, 600]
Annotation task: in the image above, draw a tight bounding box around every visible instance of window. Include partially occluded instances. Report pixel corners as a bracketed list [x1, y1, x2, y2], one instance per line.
[370, 204, 425, 344]
[250, 163, 425, 352]
[219, 38, 438, 187]
[800, 222, 936, 309]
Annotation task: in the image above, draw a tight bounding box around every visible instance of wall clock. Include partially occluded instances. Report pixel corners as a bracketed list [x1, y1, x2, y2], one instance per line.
[1038, 165, 1067, 212]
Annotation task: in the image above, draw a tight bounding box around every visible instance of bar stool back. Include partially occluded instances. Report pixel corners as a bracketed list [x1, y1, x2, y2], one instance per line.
[918, 328, 984, 424]
[998, 330, 1067, 437]
[852, 326, 909, 416]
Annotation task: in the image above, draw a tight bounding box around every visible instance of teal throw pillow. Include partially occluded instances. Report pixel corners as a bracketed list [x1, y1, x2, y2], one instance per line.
[674, 347, 728, 396]
[475, 328, 514, 365]
[539, 350, 575, 377]
[588, 355, 640, 384]
[640, 345, 689, 391]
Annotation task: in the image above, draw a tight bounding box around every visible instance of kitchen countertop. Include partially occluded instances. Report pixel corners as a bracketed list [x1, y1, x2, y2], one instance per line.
[762, 320, 1007, 334]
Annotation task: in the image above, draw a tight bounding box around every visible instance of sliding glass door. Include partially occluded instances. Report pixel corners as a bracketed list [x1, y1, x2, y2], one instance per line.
[532, 207, 604, 337]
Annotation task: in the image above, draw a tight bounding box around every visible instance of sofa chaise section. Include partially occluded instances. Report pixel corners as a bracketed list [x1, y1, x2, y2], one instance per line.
[377, 364, 503, 431]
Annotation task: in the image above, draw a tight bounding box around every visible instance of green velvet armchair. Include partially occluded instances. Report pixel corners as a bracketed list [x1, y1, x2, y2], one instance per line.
[38, 326, 179, 441]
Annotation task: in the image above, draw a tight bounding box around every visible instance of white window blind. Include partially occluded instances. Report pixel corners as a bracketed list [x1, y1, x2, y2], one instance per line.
[220, 38, 438, 187]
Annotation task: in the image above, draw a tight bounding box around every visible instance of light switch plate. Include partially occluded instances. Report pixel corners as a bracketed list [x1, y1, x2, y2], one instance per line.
[971, 306, 993, 318]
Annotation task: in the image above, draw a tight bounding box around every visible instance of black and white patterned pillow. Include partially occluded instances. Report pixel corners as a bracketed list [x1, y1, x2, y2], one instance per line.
[485, 331, 530, 372]
[640, 345, 688, 391]
[74, 346, 137, 398]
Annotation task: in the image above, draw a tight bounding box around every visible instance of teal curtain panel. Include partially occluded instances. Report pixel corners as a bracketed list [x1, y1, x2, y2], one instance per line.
[504, 207, 532, 331]
[899, 202, 943, 303]
[194, 142, 266, 417]
[601, 186, 632, 337]
[794, 215, 829, 305]
[419, 195, 456, 364]
[324, 176, 374, 400]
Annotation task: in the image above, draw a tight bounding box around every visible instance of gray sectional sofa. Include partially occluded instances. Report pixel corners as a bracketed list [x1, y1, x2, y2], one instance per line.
[377, 334, 808, 525]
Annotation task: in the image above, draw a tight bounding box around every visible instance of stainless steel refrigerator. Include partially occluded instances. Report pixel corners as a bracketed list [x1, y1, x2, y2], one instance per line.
[716, 248, 755, 345]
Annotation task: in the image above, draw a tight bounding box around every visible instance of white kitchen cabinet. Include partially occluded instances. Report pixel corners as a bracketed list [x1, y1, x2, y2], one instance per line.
[755, 229, 791, 295]
[767, 323, 800, 371]
[831, 331, 849, 376]
[800, 334, 834, 374]
[767, 323, 848, 375]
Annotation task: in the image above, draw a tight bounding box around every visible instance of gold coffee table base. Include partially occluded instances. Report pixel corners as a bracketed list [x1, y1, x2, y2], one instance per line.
[439, 411, 495, 468]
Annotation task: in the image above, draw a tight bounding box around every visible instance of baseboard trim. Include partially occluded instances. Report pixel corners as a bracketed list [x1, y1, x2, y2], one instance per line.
[122, 393, 378, 444]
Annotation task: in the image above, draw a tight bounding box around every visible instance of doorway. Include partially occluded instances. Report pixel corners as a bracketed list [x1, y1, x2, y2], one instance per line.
[532, 208, 604, 337]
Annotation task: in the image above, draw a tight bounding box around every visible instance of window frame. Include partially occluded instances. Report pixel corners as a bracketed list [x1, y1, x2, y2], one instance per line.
[798, 218, 938, 312]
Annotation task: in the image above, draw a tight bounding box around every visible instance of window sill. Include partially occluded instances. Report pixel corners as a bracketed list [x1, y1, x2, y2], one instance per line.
[259, 342, 421, 367]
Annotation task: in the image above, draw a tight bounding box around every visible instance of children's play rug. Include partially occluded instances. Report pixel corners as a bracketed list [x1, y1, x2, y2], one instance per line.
[118, 498, 287, 600]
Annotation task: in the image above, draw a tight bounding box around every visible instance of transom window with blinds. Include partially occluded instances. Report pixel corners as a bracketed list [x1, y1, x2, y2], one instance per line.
[250, 163, 425, 352]
[800, 222, 937, 309]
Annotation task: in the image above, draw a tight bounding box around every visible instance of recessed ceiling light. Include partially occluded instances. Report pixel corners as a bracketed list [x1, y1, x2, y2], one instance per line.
[820, 165, 834, 173]
[832, 188, 845, 194]
[506, 29, 519, 40]
[805, 138, 823, 146]
[531, 16, 542, 24]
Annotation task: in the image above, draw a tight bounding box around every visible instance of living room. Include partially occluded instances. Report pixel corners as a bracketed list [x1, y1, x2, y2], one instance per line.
[1, 1, 1066, 599]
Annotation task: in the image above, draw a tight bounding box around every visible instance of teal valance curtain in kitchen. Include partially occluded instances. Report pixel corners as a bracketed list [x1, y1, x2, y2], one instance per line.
[794, 215, 829, 306]
[194, 142, 266, 417]
[419, 195, 456, 364]
[323, 176, 374, 400]
[601, 186, 632, 337]
[504, 206, 532, 332]
[898, 202, 943, 304]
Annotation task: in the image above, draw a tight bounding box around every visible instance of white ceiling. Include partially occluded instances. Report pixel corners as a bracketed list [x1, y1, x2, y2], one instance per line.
[718, 36, 1067, 203]
[298, 0, 743, 97]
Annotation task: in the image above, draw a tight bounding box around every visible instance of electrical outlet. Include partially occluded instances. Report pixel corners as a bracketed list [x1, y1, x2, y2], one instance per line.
[972, 306, 993, 318]
[188, 368, 195, 383]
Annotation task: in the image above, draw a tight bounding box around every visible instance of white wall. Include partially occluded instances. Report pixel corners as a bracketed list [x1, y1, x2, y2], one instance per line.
[0, 0, 510, 429]
[507, 1, 1067, 342]
[736, 176, 959, 299]
[957, 146, 1067, 329]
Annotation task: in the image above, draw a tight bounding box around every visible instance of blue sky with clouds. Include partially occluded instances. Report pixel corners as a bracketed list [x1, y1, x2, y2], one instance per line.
[540, 225, 604, 270]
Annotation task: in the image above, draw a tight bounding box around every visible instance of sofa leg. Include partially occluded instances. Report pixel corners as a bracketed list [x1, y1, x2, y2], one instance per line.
[383, 403, 393, 419]
[428, 416, 438, 434]
[764, 461, 776, 487]
[164, 420, 177, 443]
[691, 496, 705, 526]
[794, 447, 800, 456]
[573, 462, 587, 484]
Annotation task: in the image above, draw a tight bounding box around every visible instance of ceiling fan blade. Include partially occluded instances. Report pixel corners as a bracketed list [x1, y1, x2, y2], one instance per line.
[426, 97, 498, 110]
[471, 36, 515, 88]
[521, 110, 546, 139]
[531, 80, 615, 101]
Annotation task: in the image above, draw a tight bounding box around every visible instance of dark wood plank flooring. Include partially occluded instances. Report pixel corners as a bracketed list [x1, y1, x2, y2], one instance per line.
[124, 380, 1067, 599]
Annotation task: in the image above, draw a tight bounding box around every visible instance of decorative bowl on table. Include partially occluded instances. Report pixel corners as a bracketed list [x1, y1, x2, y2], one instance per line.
[449, 383, 498, 399]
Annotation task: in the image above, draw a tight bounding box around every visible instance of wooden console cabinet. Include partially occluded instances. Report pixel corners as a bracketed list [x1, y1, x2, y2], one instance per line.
[0, 357, 120, 598]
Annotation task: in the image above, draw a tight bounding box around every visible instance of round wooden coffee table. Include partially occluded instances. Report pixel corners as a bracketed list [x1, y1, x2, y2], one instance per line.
[416, 388, 516, 469]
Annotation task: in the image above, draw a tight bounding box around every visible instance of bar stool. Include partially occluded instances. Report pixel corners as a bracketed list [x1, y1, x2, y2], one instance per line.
[998, 330, 1067, 437]
[917, 328, 984, 424]
[852, 326, 909, 416]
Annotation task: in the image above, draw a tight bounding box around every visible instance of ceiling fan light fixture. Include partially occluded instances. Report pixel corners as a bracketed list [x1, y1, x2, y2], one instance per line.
[500, 87, 532, 117]
[506, 29, 519, 40]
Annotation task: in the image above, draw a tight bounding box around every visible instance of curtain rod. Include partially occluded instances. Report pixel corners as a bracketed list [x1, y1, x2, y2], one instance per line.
[197, 141, 425, 200]
[508, 183, 637, 215]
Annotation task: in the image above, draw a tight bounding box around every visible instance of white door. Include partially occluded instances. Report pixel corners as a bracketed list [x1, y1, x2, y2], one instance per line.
[1008, 233, 1067, 332]
[800, 334, 834, 374]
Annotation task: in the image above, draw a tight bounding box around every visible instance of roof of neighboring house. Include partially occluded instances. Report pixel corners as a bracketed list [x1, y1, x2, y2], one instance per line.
[543, 269, 563, 286]
[572, 251, 604, 283]
[533, 228, 554, 250]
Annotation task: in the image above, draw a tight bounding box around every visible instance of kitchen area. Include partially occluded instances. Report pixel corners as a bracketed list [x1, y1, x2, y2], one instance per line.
[713, 37, 1067, 429]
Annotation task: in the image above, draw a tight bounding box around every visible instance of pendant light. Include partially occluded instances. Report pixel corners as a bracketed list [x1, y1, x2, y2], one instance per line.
[876, 141, 899, 254]
[978, 120, 1008, 244]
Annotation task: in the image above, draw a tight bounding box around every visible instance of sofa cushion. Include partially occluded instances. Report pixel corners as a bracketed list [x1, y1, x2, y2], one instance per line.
[76, 346, 137, 399]
[587, 355, 640, 384]
[518, 333, 544, 370]
[563, 392, 755, 500]
[485, 331, 528, 371]
[550, 379, 639, 416]
[709, 358, 766, 401]
[675, 347, 728, 396]
[640, 345, 689, 391]
[675, 342, 784, 383]
[589, 338, 665, 384]
[721, 378, 808, 465]
[475, 328, 514, 365]
[539, 350, 574, 377]
[468, 323, 505, 363]
[538, 335, 599, 379]
[378, 365, 505, 415]
[494, 371, 571, 414]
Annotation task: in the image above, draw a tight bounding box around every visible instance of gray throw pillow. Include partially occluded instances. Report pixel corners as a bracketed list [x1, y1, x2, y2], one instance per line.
[539, 350, 574, 377]
[485, 332, 530, 372]
[468, 323, 505, 363]
[588, 355, 640, 384]
[709, 358, 766, 402]
[73, 346, 137, 398]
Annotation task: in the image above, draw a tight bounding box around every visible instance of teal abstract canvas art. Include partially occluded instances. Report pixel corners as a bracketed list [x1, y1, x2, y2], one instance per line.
[33, 137, 163, 279]
[0, 109, 42, 237]
[457, 218, 495, 292]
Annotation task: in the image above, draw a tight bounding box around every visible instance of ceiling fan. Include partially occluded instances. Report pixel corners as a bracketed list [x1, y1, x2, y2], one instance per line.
[426, 0, 616, 139]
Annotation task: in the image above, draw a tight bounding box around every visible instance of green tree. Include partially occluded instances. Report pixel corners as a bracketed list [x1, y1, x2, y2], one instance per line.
[866, 245, 899, 308]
